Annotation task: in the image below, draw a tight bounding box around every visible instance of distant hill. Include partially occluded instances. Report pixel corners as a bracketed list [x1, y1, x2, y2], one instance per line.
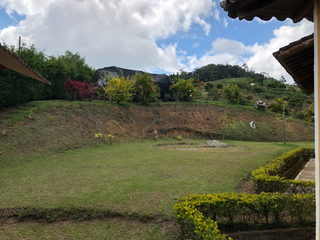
[169, 63, 279, 83]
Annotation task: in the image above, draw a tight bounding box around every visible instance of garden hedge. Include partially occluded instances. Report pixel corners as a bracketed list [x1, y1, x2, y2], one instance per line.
[251, 147, 315, 193]
[174, 193, 315, 240]
[174, 147, 316, 239]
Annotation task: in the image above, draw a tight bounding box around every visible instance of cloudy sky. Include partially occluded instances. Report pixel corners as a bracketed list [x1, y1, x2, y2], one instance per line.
[0, 0, 314, 84]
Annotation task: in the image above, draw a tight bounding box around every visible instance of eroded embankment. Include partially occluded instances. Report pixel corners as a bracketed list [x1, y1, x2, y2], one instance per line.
[0, 102, 314, 159]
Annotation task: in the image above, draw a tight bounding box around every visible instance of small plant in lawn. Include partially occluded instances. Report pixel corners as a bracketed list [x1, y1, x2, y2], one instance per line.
[95, 133, 103, 145]
[26, 110, 34, 119]
[1, 129, 7, 136]
[108, 134, 115, 145]
[176, 135, 182, 141]
[153, 130, 158, 141]
[8, 117, 18, 127]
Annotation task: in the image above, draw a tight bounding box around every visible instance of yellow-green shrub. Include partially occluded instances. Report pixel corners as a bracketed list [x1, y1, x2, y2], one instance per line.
[103, 73, 136, 105]
[174, 193, 315, 240]
[251, 148, 315, 193]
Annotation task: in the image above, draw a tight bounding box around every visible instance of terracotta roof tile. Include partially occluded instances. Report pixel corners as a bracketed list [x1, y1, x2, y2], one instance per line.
[0, 43, 51, 85]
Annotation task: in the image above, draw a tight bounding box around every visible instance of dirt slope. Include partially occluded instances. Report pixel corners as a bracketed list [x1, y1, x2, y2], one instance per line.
[0, 101, 314, 159]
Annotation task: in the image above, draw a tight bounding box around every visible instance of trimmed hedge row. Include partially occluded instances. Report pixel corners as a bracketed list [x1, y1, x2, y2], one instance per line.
[174, 193, 315, 240]
[174, 148, 316, 239]
[251, 148, 315, 193]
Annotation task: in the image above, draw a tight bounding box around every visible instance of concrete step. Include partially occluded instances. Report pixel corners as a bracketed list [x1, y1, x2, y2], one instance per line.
[295, 158, 315, 182]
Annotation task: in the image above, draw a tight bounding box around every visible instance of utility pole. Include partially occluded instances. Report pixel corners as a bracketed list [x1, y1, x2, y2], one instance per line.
[19, 36, 21, 52]
[283, 105, 285, 144]
[223, 109, 226, 140]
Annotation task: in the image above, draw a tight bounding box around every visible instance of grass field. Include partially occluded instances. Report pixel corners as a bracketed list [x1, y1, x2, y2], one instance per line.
[0, 139, 314, 239]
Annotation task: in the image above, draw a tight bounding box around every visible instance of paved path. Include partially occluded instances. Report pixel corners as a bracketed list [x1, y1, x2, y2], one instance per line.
[295, 158, 315, 181]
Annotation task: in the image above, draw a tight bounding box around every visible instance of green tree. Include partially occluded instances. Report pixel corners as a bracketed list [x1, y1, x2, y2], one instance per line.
[169, 78, 199, 101]
[301, 102, 314, 123]
[204, 82, 214, 92]
[206, 87, 220, 101]
[103, 73, 136, 105]
[268, 98, 286, 114]
[0, 44, 96, 109]
[135, 73, 160, 104]
[219, 83, 244, 104]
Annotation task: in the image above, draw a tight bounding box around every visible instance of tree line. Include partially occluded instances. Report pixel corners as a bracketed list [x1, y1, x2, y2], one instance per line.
[169, 63, 274, 83]
[0, 44, 95, 109]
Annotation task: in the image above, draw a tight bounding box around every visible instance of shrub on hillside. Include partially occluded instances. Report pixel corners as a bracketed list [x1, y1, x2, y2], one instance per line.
[64, 78, 93, 101]
[245, 95, 253, 100]
[135, 73, 160, 104]
[204, 82, 214, 92]
[93, 86, 105, 100]
[252, 85, 266, 93]
[207, 87, 220, 101]
[169, 78, 199, 101]
[216, 83, 223, 89]
[268, 98, 285, 114]
[266, 81, 286, 89]
[219, 83, 245, 104]
[239, 97, 252, 106]
[103, 73, 136, 105]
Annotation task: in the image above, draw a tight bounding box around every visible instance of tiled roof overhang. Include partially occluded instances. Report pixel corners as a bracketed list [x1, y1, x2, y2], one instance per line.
[0, 43, 51, 85]
[220, 0, 314, 23]
[273, 34, 314, 94]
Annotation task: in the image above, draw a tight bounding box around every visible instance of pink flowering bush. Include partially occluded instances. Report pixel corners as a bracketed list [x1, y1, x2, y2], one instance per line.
[64, 78, 93, 101]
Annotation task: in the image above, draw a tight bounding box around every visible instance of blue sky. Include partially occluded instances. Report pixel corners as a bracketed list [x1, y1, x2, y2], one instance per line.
[0, 9, 25, 29]
[0, 0, 314, 84]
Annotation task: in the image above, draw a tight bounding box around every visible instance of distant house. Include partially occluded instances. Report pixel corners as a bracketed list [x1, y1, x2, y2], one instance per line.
[93, 66, 171, 100]
[0, 43, 50, 85]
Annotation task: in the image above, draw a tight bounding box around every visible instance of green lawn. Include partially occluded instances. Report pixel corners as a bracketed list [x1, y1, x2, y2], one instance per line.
[1, 219, 178, 240]
[0, 139, 314, 239]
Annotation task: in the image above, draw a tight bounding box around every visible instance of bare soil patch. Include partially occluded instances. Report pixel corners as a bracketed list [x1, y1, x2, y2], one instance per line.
[236, 173, 256, 194]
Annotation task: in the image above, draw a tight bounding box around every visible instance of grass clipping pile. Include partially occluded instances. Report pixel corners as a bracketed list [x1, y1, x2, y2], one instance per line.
[158, 140, 229, 152]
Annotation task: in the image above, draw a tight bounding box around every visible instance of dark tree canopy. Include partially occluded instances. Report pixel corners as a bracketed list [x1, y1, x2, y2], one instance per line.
[169, 63, 270, 83]
[0, 44, 95, 109]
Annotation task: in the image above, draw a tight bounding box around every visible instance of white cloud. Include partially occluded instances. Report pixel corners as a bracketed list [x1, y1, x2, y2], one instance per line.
[0, 0, 214, 72]
[0, 1, 314, 84]
[183, 19, 314, 84]
[193, 42, 200, 48]
[212, 38, 249, 55]
[223, 18, 228, 27]
[246, 19, 314, 84]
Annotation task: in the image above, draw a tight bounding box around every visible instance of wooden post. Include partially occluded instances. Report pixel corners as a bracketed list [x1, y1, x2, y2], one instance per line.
[18, 36, 21, 52]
